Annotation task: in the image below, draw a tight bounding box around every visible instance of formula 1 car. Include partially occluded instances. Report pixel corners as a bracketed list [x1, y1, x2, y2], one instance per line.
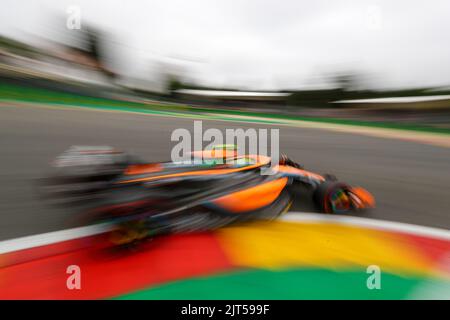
[41, 145, 375, 245]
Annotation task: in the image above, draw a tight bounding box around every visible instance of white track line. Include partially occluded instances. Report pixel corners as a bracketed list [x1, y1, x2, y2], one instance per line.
[281, 212, 450, 241]
[0, 212, 449, 255]
[0, 223, 114, 255]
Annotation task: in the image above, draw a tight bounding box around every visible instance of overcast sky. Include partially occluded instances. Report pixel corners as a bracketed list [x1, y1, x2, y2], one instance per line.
[1, 0, 450, 90]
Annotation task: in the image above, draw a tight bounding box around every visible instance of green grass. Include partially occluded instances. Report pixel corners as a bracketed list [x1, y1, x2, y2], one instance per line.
[0, 83, 153, 108]
[2, 83, 450, 135]
[187, 105, 450, 135]
[114, 267, 438, 300]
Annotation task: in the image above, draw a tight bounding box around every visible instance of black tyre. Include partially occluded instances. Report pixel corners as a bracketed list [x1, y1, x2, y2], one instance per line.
[313, 181, 353, 214]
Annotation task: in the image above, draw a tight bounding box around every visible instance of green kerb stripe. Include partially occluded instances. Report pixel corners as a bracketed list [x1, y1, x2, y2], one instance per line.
[114, 268, 445, 300]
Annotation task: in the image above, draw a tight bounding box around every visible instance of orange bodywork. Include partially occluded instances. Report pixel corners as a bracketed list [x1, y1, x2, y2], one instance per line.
[274, 165, 325, 182]
[120, 165, 260, 184]
[120, 154, 271, 184]
[124, 163, 163, 175]
[212, 177, 289, 213]
[350, 187, 376, 209]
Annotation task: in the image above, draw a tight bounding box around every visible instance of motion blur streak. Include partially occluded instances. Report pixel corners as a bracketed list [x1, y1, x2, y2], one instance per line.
[1, 0, 450, 300]
[0, 214, 449, 299]
[1, 103, 449, 240]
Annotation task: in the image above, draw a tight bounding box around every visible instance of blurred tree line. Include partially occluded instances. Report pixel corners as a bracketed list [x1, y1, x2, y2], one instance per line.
[166, 72, 450, 108]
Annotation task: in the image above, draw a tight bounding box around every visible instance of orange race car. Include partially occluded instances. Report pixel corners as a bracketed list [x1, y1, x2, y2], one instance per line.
[41, 145, 375, 245]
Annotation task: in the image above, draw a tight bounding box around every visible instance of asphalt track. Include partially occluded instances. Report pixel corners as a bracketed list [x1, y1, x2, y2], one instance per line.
[1, 103, 450, 240]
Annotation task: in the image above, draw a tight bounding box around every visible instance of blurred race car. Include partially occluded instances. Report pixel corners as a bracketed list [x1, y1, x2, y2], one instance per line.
[40, 145, 375, 245]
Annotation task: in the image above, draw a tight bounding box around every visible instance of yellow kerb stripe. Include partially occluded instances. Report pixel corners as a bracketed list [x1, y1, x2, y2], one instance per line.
[217, 220, 436, 277]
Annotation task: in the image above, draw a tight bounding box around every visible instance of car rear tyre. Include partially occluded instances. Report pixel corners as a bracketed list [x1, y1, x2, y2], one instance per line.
[313, 181, 353, 214]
